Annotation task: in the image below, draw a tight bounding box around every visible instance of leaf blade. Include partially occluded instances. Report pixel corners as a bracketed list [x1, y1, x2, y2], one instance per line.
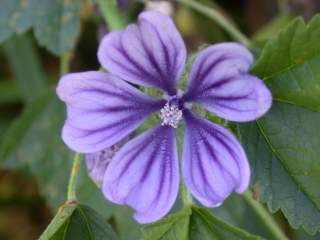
[39, 203, 118, 240]
[39, 201, 77, 240]
[32, 0, 82, 55]
[3, 33, 48, 103]
[0, 0, 82, 55]
[190, 207, 263, 240]
[240, 15, 320, 234]
[143, 207, 263, 240]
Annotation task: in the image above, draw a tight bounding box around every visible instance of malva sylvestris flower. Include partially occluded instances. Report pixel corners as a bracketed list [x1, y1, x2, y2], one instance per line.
[57, 11, 272, 224]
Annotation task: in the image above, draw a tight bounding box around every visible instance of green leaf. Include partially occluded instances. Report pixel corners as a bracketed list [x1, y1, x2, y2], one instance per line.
[252, 15, 320, 112]
[39, 203, 118, 240]
[3, 33, 48, 103]
[190, 207, 263, 240]
[0, 91, 55, 162]
[0, 0, 82, 55]
[39, 201, 77, 239]
[295, 228, 320, 240]
[143, 207, 191, 240]
[0, 0, 33, 41]
[212, 194, 275, 239]
[143, 207, 263, 240]
[240, 15, 320, 234]
[240, 104, 320, 234]
[32, 0, 82, 55]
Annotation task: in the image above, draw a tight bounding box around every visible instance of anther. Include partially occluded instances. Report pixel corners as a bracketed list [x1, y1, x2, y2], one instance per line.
[159, 102, 183, 128]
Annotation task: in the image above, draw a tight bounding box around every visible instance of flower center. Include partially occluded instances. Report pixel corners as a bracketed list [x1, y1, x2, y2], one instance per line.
[160, 101, 183, 128]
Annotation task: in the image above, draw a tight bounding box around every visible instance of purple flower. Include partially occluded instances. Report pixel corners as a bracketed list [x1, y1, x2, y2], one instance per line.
[57, 11, 272, 224]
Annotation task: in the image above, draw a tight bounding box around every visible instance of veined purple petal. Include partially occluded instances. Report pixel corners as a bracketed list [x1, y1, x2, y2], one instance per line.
[57, 71, 164, 153]
[182, 110, 250, 207]
[185, 43, 253, 95]
[85, 136, 130, 187]
[190, 74, 272, 122]
[183, 43, 272, 122]
[102, 125, 179, 224]
[98, 11, 186, 95]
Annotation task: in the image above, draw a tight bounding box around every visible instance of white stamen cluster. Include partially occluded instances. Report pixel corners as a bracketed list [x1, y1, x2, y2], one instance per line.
[160, 102, 183, 128]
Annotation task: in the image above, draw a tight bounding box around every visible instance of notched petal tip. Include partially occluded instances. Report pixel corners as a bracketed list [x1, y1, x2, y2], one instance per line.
[253, 77, 273, 119]
[185, 42, 254, 97]
[220, 75, 273, 122]
[133, 207, 165, 224]
[189, 73, 273, 122]
[102, 125, 179, 224]
[56, 71, 97, 103]
[183, 41, 273, 122]
[97, 10, 186, 94]
[182, 110, 250, 207]
[139, 9, 169, 18]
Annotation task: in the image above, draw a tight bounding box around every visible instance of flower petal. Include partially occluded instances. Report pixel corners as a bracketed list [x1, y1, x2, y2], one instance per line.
[85, 136, 130, 187]
[183, 43, 272, 122]
[86, 151, 109, 187]
[102, 125, 179, 224]
[182, 110, 250, 207]
[57, 71, 164, 153]
[185, 43, 253, 94]
[98, 11, 186, 95]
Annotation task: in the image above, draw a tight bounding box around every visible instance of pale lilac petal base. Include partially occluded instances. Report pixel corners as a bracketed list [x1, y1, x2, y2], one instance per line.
[86, 151, 110, 187]
[85, 136, 130, 187]
[102, 125, 179, 223]
[182, 110, 250, 207]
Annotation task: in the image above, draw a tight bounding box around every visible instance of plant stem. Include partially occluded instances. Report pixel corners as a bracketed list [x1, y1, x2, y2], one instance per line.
[243, 191, 288, 240]
[175, 0, 252, 47]
[97, 0, 126, 31]
[181, 180, 193, 206]
[60, 52, 72, 75]
[67, 153, 81, 201]
[60, 49, 80, 201]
